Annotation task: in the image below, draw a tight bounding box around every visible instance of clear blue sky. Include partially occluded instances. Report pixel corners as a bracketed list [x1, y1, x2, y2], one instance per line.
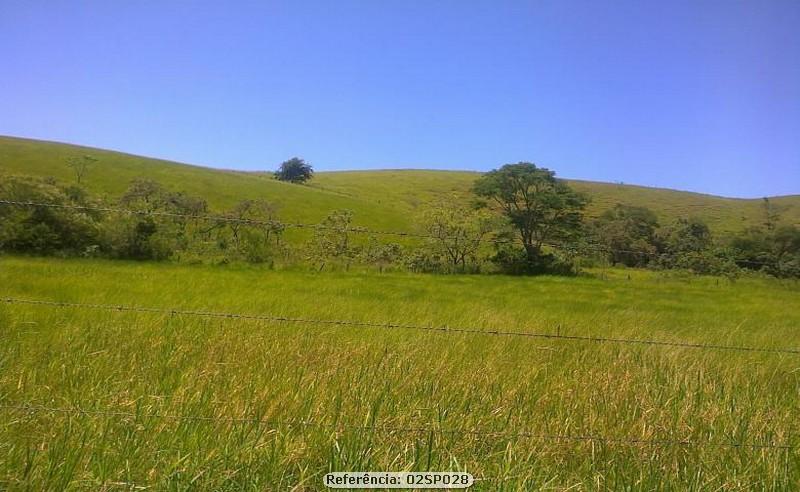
[1, 0, 799, 198]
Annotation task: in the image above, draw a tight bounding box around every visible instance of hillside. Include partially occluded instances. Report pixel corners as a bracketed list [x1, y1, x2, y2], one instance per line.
[2, 135, 798, 234]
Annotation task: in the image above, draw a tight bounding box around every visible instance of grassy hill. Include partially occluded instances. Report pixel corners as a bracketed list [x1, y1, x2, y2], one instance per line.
[2, 135, 798, 234]
[3, 135, 800, 488]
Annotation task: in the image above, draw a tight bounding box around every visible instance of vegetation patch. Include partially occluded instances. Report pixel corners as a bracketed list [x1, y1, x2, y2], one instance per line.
[1, 257, 799, 489]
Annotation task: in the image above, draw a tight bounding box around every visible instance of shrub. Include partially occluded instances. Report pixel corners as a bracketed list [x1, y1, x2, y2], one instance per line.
[0, 175, 101, 255]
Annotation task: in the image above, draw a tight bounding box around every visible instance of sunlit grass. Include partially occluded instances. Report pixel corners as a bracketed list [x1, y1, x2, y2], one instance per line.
[1, 256, 799, 490]
[3, 135, 799, 236]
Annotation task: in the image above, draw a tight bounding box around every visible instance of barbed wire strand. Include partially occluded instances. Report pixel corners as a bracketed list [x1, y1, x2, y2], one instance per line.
[0, 403, 792, 450]
[3, 297, 799, 356]
[0, 199, 782, 266]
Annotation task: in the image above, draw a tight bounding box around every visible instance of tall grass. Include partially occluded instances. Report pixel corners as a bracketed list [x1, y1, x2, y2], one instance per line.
[1, 256, 799, 490]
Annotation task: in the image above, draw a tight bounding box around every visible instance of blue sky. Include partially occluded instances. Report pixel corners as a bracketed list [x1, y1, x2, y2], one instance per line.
[1, 0, 798, 198]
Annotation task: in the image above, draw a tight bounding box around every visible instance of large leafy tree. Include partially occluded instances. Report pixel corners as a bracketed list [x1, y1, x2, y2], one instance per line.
[473, 162, 587, 266]
[274, 157, 314, 184]
[593, 204, 659, 267]
[731, 225, 800, 278]
[658, 217, 712, 255]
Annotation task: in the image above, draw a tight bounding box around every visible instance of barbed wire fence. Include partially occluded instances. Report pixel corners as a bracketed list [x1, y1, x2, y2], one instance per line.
[0, 199, 780, 267]
[1, 199, 797, 485]
[3, 297, 799, 355]
[0, 296, 796, 485]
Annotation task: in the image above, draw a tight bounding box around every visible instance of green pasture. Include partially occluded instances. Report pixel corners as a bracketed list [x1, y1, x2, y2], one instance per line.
[1, 256, 799, 490]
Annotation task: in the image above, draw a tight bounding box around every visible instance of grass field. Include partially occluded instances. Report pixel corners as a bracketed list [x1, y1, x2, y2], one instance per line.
[2, 134, 800, 489]
[3, 135, 799, 235]
[1, 256, 799, 490]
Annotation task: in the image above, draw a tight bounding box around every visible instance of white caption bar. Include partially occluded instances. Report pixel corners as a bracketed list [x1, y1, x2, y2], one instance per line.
[324, 472, 474, 489]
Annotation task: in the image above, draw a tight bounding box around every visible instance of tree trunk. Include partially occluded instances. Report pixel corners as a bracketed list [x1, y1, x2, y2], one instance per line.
[523, 242, 540, 264]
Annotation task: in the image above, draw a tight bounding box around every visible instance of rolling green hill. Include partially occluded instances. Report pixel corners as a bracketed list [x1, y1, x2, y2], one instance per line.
[2, 135, 798, 234]
[3, 135, 800, 489]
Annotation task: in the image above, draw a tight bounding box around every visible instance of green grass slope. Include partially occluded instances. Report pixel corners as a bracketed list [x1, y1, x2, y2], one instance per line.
[2, 135, 798, 233]
[568, 180, 800, 235]
[313, 171, 800, 234]
[0, 136, 411, 230]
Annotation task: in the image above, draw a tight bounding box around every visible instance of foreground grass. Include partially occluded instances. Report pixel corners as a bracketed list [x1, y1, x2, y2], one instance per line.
[1, 256, 799, 490]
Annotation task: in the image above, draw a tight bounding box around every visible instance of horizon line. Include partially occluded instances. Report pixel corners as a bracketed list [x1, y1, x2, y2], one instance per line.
[1, 133, 797, 201]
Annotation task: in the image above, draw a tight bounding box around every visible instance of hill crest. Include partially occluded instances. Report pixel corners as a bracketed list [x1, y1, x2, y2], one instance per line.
[1, 135, 798, 233]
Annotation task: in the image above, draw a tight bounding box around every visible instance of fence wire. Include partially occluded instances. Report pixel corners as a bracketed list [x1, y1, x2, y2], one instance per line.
[3, 297, 799, 356]
[0, 199, 781, 266]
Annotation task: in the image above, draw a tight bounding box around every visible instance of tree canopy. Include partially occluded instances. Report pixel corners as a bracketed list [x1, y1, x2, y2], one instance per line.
[473, 162, 587, 270]
[593, 204, 659, 267]
[420, 198, 496, 272]
[274, 157, 313, 183]
[65, 155, 98, 184]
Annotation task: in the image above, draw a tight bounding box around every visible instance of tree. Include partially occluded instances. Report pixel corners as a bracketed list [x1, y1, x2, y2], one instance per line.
[762, 197, 780, 231]
[119, 178, 168, 212]
[654, 217, 740, 275]
[274, 157, 313, 183]
[362, 238, 402, 273]
[772, 225, 800, 277]
[592, 204, 659, 267]
[731, 225, 800, 278]
[219, 200, 281, 247]
[214, 199, 284, 263]
[65, 155, 98, 184]
[658, 217, 712, 256]
[110, 179, 208, 260]
[473, 162, 587, 270]
[307, 209, 356, 270]
[419, 198, 496, 272]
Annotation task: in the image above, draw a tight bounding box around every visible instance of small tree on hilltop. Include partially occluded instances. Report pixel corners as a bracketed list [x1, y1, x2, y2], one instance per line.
[274, 157, 313, 184]
[65, 155, 98, 184]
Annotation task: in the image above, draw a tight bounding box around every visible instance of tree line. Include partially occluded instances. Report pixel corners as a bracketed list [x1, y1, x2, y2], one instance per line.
[1, 161, 798, 279]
